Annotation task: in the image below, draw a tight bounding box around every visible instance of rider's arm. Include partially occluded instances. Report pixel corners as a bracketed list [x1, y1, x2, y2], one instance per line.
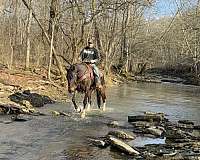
[79, 49, 85, 62]
[91, 48, 100, 63]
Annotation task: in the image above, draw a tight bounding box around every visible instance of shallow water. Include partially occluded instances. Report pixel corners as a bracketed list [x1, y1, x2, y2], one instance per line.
[0, 82, 200, 160]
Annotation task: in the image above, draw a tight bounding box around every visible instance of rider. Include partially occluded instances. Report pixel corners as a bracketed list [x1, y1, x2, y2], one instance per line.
[79, 39, 102, 89]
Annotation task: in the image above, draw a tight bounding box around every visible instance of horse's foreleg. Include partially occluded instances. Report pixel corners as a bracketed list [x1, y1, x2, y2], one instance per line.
[96, 89, 101, 109]
[72, 92, 80, 112]
[86, 90, 92, 111]
[81, 92, 88, 118]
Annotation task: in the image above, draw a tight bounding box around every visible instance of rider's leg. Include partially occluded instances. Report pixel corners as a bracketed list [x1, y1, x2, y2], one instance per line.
[91, 64, 102, 88]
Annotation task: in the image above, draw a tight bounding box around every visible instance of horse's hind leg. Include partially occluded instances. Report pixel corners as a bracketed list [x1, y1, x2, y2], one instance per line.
[86, 90, 92, 111]
[101, 88, 106, 111]
[96, 89, 101, 109]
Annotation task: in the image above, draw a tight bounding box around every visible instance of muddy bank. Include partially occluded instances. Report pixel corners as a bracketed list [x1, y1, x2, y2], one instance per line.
[111, 64, 200, 86]
[146, 67, 200, 86]
[0, 68, 69, 105]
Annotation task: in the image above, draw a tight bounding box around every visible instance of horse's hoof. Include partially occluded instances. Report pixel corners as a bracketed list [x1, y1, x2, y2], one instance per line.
[102, 103, 106, 111]
[81, 110, 86, 118]
[86, 108, 91, 112]
[86, 104, 91, 111]
[76, 107, 81, 113]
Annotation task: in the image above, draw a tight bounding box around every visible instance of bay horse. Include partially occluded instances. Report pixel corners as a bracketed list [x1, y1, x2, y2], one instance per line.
[66, 63, 106, 118]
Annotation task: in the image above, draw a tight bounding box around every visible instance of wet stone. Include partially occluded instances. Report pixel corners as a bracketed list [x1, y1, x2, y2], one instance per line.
[128, 114, 164, 123]
[165, 128, 188, 139]
[178, 120, 194, 125]
[146, 126, 164, 137]
[108, 136, 140, 155]
[194, 125, 200, 130]
[130, 121, 153, 128]
[107, 130, 136, 140]
[176, 123, 194, 129]
[88, 138, 107, 148]
[107, 121, 119, 128]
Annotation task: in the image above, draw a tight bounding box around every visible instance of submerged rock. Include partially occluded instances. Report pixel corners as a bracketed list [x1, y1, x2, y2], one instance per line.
[130, 121, 152, 128]
[51, 110, 60, 116]
[108, 136, 140, 155]
[108, 130, 136, 140]
[107, 121, 119, 128]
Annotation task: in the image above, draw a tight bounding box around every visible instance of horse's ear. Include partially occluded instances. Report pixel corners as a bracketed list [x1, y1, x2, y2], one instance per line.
[65, 65, 75, 72]
[65, 65, 70, 71]
[70, 65, 76, 71]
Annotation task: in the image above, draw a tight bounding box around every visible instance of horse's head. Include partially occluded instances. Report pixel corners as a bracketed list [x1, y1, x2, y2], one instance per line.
[66, 65, 77, 93]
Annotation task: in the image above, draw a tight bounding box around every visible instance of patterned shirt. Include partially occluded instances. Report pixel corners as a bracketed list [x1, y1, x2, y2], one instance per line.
[80, 46, 100, 63]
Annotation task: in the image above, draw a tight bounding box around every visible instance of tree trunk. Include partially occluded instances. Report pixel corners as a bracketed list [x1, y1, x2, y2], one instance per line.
[121, 2, 130, 73]
[48, 21, 55, 80]
[25, 0, 32, 70]
[21, 0, 66, 82]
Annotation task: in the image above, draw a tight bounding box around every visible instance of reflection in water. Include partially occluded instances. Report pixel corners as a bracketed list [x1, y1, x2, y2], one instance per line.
[130, 137, 166, 147]
[0, 82, 199, 160]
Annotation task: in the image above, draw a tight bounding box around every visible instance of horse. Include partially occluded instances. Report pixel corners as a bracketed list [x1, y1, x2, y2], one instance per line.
[66, 63, 106, 118]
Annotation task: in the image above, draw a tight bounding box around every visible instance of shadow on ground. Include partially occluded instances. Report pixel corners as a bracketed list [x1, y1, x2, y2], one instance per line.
[8, 90, 55, 107]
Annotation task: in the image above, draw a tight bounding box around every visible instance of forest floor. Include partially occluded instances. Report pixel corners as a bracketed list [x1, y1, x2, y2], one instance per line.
[0, 67, 68, 106]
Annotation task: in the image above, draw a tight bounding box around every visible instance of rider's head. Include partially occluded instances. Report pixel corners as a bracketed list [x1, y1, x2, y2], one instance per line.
[88, 39, 94, 48]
